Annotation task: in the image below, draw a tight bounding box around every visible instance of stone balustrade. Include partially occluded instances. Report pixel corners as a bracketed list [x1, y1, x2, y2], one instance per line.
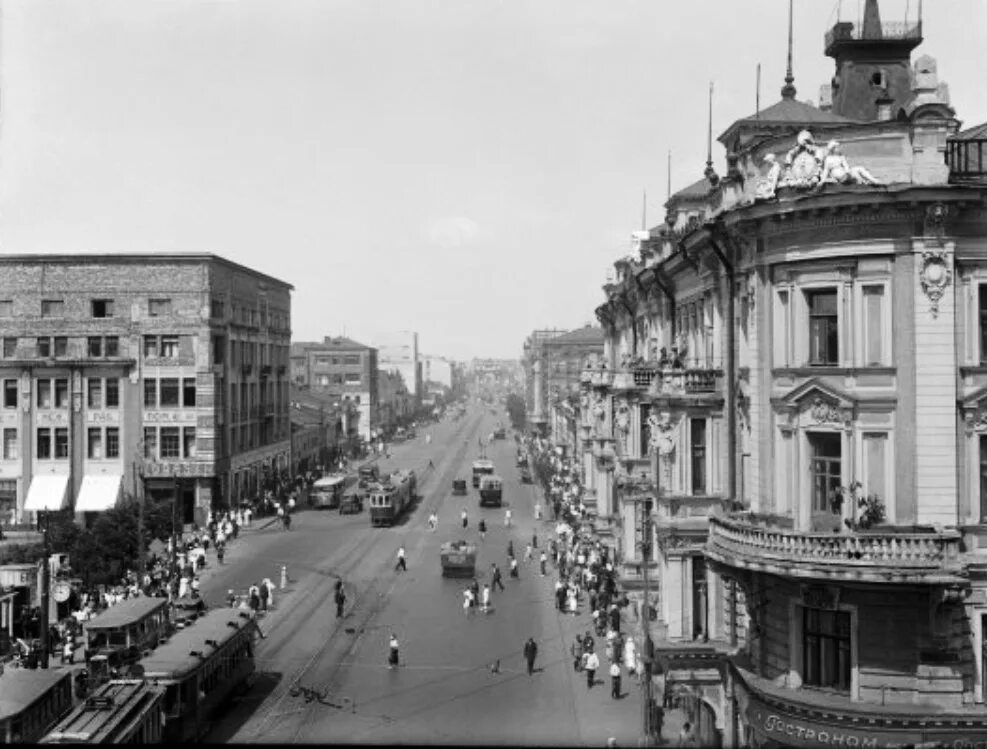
[707, 515, 966, 582]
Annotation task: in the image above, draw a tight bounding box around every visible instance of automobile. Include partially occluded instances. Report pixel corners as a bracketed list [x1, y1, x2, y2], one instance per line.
[520, 467, 533, 484]
[339, 493, 363, 514]
[493, 427, 506, 440]
[452, 478, 468, 495]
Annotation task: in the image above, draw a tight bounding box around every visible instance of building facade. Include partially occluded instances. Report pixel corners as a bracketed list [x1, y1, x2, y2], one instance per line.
[374, 331, 420, 410]
[521, 330, 568, 432]
[289, 336, 377, 442]
[288, 386, 358, 475]
[588, 3, 987, 745]
[0, 253, 292, 527]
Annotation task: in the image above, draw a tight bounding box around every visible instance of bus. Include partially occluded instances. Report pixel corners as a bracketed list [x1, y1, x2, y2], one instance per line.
[310, 475, 350, 510]
[40, 680, 165, 745]
[84, 597, 171, 685]
[0, 668, 74, 744]
[479, 475, 503, 507]
[136, 608, 258, 743]
[368, 470, 417, 527]
[471, 459, 495, 488]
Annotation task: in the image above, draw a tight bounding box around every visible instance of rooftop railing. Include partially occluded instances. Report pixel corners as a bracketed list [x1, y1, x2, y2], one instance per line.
[825, 20, 922, 51]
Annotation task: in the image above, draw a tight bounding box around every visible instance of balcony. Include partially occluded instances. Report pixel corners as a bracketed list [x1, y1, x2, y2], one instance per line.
[707, 514, 966, 584]
[824, 20, 922, 56]
[241, 363, 253, 376]
[260, 365, 272, 378]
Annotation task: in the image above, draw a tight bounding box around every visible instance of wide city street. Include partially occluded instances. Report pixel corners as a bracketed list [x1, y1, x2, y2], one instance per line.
[199, 405, 643, 746]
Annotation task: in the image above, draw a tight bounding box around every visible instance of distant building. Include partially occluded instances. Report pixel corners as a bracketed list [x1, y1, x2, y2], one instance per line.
[288, 386, 359, 474]
[289, 336, 377, 441]
[0, 253, 292, 527]
[374, 331, 420, 409]
[377, 368, 413, 434]
[421, 354, 453, 390]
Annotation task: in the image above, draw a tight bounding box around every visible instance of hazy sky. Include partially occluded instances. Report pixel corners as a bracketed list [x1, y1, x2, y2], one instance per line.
[1, 0, 984, 360]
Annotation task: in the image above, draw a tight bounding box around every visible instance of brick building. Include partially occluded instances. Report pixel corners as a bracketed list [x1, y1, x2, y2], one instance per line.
[289, 336, 377, 442]
[0, 253, 292, 527]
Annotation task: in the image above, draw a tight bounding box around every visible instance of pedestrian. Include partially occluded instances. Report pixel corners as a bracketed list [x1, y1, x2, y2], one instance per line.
[62, 638, 74, 665]
[507, 539, 514, 559]
[567, 586, 578, 615]
[523, 637, 538, 675]
[481, 584, 491, 613]
[245, 506, 252, 526]
[463, 588, 473, 616]
[395, 546, 407, 572]
[678, 721, 694, 747]
[428, 512, 438, 531]
[263, 578, 275, 608]
[532, 531, 538, 549]
[509, 557, 519, 579]
[584, 650, 599, 689]
[491, 563, 505, 591]
[505, 509, 512, 527]
[539, 551, 547, 576]
[248, 584, 260, 612]
[555, 580, 566, 611]
[534, 502, 542, 520]
[478, 519, 486, 541]
[259, 580, 270, 611]
[226, 589, 237, 608]
[216, 542, 225, 565]
[610, 660, 622, 699]
[388, 634, 400, 669]
[335, 586, 346, 618]
[461, 509, 468, 529]
[524, 544, 533, 563]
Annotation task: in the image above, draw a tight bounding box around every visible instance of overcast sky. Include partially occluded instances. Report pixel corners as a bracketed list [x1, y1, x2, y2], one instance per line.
[1, 0, 984, 360]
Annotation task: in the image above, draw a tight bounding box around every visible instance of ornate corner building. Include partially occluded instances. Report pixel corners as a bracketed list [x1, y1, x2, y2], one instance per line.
[581, 2, 987, 746]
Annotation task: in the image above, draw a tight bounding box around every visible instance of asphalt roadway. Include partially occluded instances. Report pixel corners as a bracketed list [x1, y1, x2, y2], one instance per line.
[200, 405, 644, 746]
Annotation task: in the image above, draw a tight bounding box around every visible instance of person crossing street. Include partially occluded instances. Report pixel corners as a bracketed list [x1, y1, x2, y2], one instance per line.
[491, 563, 505, 591]
[335, 584, 346, 618]
[395, 546, 407, 572]
[523, 637, 538, 676]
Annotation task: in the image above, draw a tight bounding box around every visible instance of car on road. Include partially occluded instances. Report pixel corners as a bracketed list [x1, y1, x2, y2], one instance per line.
[452, 478, 468, 495]
[493, 426, 506, 439]
[339, 493, 363, 514]
[440, 540, 476, 577]
[519, 467, 532, 484]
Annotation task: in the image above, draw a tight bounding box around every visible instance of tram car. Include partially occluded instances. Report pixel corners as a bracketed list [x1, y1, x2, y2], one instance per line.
[368, 469, 417, 527]
[40, 680, 166, 744]
[135, 608, 258, 743]
[478, 474, 503, 507]
[439, 540, 477, 578]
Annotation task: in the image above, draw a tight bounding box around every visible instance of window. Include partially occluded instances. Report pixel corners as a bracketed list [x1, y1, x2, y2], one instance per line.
[37, 380, 52, 409]
[808, 289, 839, 366]
[0, 300, 12, 317]
[183, 378, 196, 407]
[639, 404, 652, 459]
[148, 298, 171, 317]
[862, 285, 885, 366]
[87, 379, 102, 409]
[105, 336, 119, 357]
[159, 378, 180, 407]
[316, 375, 330, 387]
[41, 299, 64, 318]
[809, 432, 842, 513]
[980, 435, 987, 523]
[691, 418, 707, 495]
[212, 336, 225, 365]
[143, 428, 157, 459]
[3, 380, 16, 408]
[88, 428, 103, 459]
[863, 432, 887, 505]
[90, 299, 114, 318]
[53, 337, 67, 358]
[106, 428, 120, 459]
[37, 429, 52, 459]
[316, 357, 331, 366]
[105, 379, 119, 408]
[37, 337, 51, 358]
[144, 379, 157, 408]
[331, 374, 343, 385]
[2, 338, 16, 358]
[160, 427, 180, 458]
[87, 337, 103, 357]
[344, 355, 361, 366]
[55, 379, 69, 409]
[144, 336, 159, 358]
[802, 607, 851, 691]
[2, 429, 17, 460]
[55, 428, 68, 458]
[211, 298, 225, 318]
[160, 336, 179, 358]
[980, 284, 987, 364]
[183, 427, 196, 458]
[345, 373, 361, 384]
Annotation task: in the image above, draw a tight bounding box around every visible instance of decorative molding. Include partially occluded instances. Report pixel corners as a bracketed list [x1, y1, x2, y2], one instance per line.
[924, 202, 949, 244]
[919, 247, 952, 319]
[800, 584, 840, 611]
[809, 397, 843, 425]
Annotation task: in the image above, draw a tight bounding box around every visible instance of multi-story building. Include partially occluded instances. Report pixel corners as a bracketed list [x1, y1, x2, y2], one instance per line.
[374, 331, 420, 410]
[586, 2, 987, 745]
[377, 368, 413, 436]
[289, 336, 377, 442]
[521, 330, 568, 432]
[288, 386, 359, 474]
[0, 253, 292, 527]
[421, 354, 453, 390]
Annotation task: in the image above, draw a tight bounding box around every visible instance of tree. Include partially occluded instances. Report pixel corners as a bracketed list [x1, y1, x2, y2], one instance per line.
[505, 393, 527, 431]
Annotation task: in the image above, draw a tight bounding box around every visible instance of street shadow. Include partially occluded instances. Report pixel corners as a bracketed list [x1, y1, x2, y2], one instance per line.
[392, 493, 425, 527]
[204, 670, 283, 743]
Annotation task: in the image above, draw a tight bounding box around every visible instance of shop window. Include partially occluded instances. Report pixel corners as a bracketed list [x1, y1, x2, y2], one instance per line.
[41, 299, 64, 318]
[802, 607, 851, 691]
[160, 427, 180, 458]
[148, 298, 172, 317]
[37, 428, 52, 459]
[807, 289, 839, 365]
[2, 337, 16, 358]
[809, 432, 842, 513]
[2, 428, 17, 460]
[183, 378, 196, 407]
[88, 428, 103, 459]
[144, 379, 158, 408]
[3, 380, 17, 408]
[55, 379, 69, 409]
[90, 299, 114, 318]
[55, 428, 69, 458]
[106, 428, 120, 459]
[37, 380, 52, 409]
[106, 379, 119, 408]
[691, 418, 707, 495]
[87, 379, 102, 409]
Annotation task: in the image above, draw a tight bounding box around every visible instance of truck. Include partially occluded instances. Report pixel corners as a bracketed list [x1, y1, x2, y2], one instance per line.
[440, 540, 477, 577]
[479, 474, 503, 507]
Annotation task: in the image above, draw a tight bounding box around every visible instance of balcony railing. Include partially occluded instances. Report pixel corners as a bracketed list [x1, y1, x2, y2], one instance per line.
[707, 514, 965, 583]
[604, 364, 724, 396]
[825, 20, 922, 51]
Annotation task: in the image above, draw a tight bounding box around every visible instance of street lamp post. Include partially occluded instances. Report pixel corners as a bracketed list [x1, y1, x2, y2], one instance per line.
[38, 510, 51, 669]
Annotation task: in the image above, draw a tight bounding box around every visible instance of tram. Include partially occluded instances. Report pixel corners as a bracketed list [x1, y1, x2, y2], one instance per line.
[310, 474, 350, 509]
[368, 470, 417, 527]
[83, 597, 171, 685]
[471, 459, 495, 488]
[0, 669, 74, 744]
[136, 608, 258, 743]
[478, 474, 503, 507]
[40, 680, 165, 744]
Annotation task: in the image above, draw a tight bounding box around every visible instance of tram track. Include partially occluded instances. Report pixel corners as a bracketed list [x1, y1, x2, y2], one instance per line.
[235, 410, 488, 742]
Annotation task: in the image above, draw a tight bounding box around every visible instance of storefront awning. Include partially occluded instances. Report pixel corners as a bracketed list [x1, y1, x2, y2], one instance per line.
[23, 474, 70, 512]
[75, 475, 122, 512]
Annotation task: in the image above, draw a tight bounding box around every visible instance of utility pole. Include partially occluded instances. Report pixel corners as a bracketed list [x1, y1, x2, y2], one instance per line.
[39, 510, 51, 669]
[134, 458, 145, 583]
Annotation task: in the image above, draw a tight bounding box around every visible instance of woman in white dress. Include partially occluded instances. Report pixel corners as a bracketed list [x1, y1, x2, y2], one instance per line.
[567, 586, 578, 615]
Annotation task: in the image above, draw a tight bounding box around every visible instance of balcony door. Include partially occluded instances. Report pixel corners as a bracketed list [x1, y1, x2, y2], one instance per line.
[809, 432, 842, 514]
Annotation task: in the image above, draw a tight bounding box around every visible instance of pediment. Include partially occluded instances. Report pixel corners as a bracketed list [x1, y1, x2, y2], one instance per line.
[778, 378, 855, 411]
[959, 384, 987, 410]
